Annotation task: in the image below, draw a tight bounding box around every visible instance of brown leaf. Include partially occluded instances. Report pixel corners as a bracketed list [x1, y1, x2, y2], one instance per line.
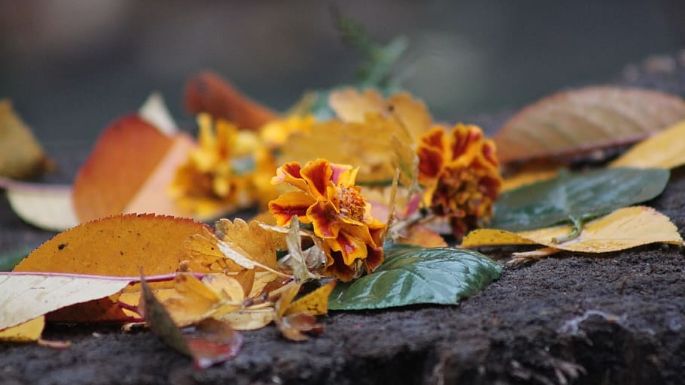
[140, 276, 243, 369]
[494, 87, 685, 165]
[0, 100, 50, 179]
[184, 71, 277, 130]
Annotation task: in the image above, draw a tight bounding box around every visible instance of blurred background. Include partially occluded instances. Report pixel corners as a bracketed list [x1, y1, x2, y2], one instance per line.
[1, 0, 684, 143]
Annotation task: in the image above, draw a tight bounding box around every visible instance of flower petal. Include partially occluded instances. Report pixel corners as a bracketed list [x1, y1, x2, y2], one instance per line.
[450, 124, 483, 161]
[421, 126, 446, 151]
[272, 162, 308, 191]
[363, 245, 384, 273]
[301, 159, 332, 199]
[268, 191, 315, 226]
[417, 146, 444, 183]
[329, 230, 368, 266]
[324, 249, 357, 282]
[330, 163, 358, 187]
[307, 200, 341, 239]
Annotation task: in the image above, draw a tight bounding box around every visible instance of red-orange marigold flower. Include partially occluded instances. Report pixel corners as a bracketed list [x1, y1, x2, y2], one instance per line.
[268, 159, 386, 281]
[417, 124, 502, 239]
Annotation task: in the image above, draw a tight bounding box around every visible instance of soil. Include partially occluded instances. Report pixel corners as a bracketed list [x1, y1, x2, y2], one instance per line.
[2, 53, 685, 385]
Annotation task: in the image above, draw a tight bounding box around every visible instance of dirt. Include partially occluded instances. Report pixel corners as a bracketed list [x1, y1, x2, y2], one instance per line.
[2, 53, 685, 385]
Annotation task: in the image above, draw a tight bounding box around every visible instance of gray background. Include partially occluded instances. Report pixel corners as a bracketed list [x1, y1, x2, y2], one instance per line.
[1, 0, 683, 143]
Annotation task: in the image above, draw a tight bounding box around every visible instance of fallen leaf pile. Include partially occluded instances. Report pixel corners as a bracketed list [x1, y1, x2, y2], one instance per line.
[2, 20, 685, 369]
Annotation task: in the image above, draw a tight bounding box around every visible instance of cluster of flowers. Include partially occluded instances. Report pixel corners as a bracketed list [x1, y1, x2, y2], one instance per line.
[171, 78, 502, 282]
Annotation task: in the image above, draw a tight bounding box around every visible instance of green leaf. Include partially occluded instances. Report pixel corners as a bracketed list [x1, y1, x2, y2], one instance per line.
[492, 167, 670, 232]
[329, 244, 501, 310]
[0, 245, 32, 271]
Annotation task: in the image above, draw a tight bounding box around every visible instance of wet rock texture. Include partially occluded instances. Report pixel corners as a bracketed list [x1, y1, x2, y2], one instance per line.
[1, 53, 685, 385]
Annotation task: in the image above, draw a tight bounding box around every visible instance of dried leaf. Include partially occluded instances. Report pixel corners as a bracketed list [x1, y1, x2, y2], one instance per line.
[140, 277, 243, 369]
[0, 177, 77, 231]
[220, 308, 274, 331]
[463, 206, 683, 253]
[184, 71, 277, 130]
[277, 313, 323, 342]
[396, 225, 447, 248]
[0, 316, 45, 342]
[329, 88, 431, 140]
[494, 87, 685, 164]
[0, 100, 50, 179]
[215, 218, 284, 271]
[610, 120, 685, 170]
[284, 280, 336, 317]
[280, 117, 414, 183]
[161, 273, 243, 327]
[139, 92, 178, 136]
[0, 273, 131, 330]
[72, 116, 175, 222]
[14, 214, 213, 276]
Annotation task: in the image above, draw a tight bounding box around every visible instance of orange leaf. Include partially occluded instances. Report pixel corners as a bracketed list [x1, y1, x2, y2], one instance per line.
[72, 116, 175, 222]
[184, 71, 277, 130]
[14, 214, 213, 276]
[494, 87, 685, 165]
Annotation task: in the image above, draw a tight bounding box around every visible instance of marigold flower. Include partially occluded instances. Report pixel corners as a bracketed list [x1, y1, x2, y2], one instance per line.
[170, 113, 276, 218]
[417, 124, 502, 239]
[268, 159, 386, 281]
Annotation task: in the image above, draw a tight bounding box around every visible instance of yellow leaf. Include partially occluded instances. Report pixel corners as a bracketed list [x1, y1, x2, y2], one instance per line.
[161, 273, 243, 327]
[280, 117, 415, 183]
[329, 88, 432, 140]
[462, 206, 683, 252]
[610, 120, 685, 170]
[0, 100, 50, 179]
[220, 308, 275, 331]
[284, 280, 336, 317]
[0, 316, 45, 342]
[275, 282, 302, 318]
[0, 273, 131, 330]
[215, 218, 285, 271]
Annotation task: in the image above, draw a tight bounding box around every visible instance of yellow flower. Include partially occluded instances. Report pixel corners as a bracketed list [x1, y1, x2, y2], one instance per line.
[170, 113, 276, 218]
[260, 114, 315, 148]
[268, 159, 386, 282]
[417, 124, 502, 239]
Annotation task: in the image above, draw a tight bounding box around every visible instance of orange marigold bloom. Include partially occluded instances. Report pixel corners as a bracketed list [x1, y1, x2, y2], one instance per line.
[417, 124, 502, 239]
[268, 159, 386, 282]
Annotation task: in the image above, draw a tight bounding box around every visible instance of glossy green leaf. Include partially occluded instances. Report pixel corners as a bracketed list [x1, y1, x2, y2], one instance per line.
[492, 167, 670, 232]
[329, 244, 501, 310]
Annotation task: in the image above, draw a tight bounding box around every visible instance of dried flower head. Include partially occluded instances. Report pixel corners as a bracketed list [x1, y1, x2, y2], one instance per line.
[268, 159, 386, 281]
[417, 124, 502, 239]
